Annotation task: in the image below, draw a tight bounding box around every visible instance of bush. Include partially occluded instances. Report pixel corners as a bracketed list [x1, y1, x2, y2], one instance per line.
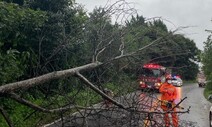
[204, 81, 212, 102]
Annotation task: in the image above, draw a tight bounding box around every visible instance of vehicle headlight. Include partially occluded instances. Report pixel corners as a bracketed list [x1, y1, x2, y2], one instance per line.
[155, 83, 162, 86]
[140, 81, 144, 84]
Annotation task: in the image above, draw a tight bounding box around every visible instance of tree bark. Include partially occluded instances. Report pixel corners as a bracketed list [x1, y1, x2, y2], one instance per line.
[0, 62, 102, 94]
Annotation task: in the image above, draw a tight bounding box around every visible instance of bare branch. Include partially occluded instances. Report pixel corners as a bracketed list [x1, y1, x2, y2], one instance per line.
[170, 97, 187, 111]
[75, 71, 126, 109]
[0, 106, 14, 127]
[95, 39, 113, 62]
[8, 93, 77, 113]
[113, 36, 164, 60]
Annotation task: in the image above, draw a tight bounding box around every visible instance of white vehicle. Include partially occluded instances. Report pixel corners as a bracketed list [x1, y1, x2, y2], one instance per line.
[198, 78, 206, 87]
[197, 72, 206, 87]
[171, 77, 183, 87]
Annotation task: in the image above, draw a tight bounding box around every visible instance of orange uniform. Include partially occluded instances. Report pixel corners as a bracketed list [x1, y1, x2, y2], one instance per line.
[159, 82, 178, 127]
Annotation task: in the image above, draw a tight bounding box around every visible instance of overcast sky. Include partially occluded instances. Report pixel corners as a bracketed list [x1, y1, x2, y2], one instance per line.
[76, 0, 212, 50]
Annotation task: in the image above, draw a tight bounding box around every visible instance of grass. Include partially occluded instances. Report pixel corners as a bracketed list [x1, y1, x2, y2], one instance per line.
[0, 78, 138, 127]
[204, 82, 212, 103]
[0, 88, 103, 127]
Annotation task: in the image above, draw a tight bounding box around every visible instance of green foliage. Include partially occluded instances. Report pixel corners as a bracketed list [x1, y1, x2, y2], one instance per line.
[0, 1, 47, 81]
[0, 98, 34, 127]
[202, 35, 212, 78]
[26, 0, 73, 12]
[204, 81, 212, 102]
[202, 23, 212, 99]
[202, 34, 212, 96]
[83, 7, 120, 62]
[0, 2, 47, 49]
[0, 0, 24, 5]
[0, 49, 25, 84]
[123, 15, 199, 80]
[24, 0, 87, 75]
[168, 34, 200, 80]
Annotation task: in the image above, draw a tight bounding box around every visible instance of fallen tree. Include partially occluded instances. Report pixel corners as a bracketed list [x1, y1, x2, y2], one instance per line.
[0, 0, 196, 126]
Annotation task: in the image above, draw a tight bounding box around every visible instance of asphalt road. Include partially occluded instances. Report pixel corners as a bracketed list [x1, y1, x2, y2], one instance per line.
[179, 83, 211, 127]
[43, 83, 211, 127]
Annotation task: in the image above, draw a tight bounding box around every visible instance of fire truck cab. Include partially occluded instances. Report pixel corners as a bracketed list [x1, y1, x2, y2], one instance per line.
[138, 63, 166, 90]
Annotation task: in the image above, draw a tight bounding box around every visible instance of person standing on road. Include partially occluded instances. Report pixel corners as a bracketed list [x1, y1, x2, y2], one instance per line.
[159, 76, 178, 127]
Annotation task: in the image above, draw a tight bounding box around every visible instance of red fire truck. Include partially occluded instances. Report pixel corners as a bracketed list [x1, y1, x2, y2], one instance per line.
[138, 63, 167, 90]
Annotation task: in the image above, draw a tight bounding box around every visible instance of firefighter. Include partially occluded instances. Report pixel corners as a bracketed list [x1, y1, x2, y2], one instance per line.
[159, 76, 178, 127]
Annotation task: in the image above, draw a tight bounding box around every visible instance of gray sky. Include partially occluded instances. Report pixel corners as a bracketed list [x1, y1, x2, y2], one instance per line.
[76, 0, 212, 50]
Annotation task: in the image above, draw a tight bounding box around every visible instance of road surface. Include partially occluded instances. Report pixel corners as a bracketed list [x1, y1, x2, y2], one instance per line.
[44, 83, 211, 127]
[179, 83, 211, 127]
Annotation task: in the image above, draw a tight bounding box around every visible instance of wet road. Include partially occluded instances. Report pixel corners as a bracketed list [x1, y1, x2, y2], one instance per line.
[44, 83, 211, 127]
[179, 83, 211, 127]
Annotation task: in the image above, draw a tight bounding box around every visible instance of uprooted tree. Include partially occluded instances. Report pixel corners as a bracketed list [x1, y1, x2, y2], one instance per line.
[0, 0, 199, 126]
